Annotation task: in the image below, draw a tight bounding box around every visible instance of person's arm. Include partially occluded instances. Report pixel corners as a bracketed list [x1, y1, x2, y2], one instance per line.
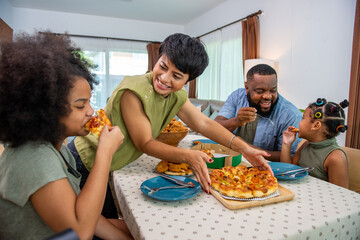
[280, 127, 297, 163]
[178, 99, 272, 174]
[30, 126, 124, 239]
[214, 107, 257, 132]
[94, 216, 133, 240]
[264, 151, 281, 162]
[120, 90, 213, 192]
[279, 111, 303, 156]
[324, 150, 349, 188]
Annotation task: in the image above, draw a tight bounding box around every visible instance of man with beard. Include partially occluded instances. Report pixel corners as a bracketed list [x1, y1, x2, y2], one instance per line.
[215, 64, 302, 161]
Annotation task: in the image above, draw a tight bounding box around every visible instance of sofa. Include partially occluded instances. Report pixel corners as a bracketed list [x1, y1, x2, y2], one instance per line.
[189, 98, 225, 120]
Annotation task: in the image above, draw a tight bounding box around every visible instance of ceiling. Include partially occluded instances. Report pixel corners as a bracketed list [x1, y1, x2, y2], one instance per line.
[8, 0, 227, 25]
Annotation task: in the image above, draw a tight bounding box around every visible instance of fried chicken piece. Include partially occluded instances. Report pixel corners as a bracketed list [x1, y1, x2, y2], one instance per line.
[200, 149, 214, 158]
[291, 128, 299, 132]
[156, 160, 169, 173]
[168, 162, 182, 172]
[179, 163, 188, 170]
[162, 118, 188, 132]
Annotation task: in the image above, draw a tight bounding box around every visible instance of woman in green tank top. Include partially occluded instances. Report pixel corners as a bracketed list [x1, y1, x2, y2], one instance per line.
[280, 98, 349, 188]
[71, 33, 274, 198]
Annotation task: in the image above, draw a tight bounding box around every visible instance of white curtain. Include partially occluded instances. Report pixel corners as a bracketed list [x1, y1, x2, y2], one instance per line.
[197, 22, 243, 101]
[70, 37, 148, 110]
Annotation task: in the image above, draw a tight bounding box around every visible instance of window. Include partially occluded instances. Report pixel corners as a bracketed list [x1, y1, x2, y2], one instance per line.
[71, 37, 148, 110]
[197, 22, 243, 101]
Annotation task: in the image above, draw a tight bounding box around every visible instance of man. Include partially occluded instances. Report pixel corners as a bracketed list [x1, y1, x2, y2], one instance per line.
[215, 64, 302, 161]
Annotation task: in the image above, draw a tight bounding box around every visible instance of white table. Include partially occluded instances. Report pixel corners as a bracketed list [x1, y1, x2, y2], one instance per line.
[112, 135, 360, 240]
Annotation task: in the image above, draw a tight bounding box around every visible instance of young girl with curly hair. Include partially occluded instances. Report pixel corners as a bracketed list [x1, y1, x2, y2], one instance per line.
[280, 98, 349, 188]
[0, 32, 132, 239]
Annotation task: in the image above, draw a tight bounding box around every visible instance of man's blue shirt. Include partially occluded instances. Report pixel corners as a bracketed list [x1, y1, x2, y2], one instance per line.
[218, 88, 302, 155]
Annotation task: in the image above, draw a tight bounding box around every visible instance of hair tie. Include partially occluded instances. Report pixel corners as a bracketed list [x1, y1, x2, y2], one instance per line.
[339, 99, 349, 109]
[314, 110, 322, 119]
[336, 125, 344, 133]
[316, 98, 327, 106]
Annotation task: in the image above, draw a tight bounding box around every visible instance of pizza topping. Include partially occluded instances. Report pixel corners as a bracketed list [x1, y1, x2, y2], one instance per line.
[210, 166, 278, 198]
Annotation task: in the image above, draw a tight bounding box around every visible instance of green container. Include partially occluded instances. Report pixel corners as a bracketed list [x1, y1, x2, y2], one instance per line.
[206, 154, 242, 169]
[191, 143, 242, 169]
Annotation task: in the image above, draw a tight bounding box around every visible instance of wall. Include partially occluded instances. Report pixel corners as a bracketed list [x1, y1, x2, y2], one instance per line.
[185, 0, 356, 145]
[1, 0, 356, 145]
[7, 5, 184, 42]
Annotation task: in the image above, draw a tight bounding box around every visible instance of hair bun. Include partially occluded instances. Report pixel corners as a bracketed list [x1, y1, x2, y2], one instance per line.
[339, 99, 349, 109]
[336, 125, 348, 133]
[316, 98, 327, 106]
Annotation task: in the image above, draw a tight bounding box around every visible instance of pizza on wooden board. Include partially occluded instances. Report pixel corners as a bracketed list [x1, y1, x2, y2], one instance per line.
[84, 109, 112, 138]
[210, 165, 278, 198]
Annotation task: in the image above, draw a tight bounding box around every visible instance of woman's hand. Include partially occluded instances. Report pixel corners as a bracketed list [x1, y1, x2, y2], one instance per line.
[98, 125, 124, 156]
[241, 146, 273, 174]
[282, 126, 297, 146]
[184, 150, 214, 193]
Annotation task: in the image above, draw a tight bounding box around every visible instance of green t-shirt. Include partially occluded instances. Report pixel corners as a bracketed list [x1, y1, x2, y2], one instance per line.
[75, 72, 188, 171]
[0, 142, 81, 239]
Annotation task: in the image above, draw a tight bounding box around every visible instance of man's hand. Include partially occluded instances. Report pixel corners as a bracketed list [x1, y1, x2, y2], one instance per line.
[235, 107, 257, 126]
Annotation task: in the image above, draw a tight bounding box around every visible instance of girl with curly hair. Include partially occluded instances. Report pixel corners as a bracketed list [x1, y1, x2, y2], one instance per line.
[0, 32, 132, 239]
[280, 98, 349, 188]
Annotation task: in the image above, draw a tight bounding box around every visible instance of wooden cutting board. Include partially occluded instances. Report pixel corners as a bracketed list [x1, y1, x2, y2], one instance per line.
[210, 185, 295, 210]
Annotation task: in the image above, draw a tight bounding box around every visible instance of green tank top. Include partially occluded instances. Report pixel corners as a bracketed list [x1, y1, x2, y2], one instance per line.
[298, 138, 347, 181]
[75, 72, 187, 171]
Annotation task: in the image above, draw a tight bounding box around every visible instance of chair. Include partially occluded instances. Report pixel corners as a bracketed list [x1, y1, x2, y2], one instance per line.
[0, 144, 4, 156]
[341, 146, 360, 194]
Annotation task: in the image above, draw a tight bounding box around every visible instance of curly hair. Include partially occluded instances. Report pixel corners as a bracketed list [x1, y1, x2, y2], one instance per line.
[0, 31, 98, 147]
[158, 33, 208, 82]
[308, 98, 349, 139]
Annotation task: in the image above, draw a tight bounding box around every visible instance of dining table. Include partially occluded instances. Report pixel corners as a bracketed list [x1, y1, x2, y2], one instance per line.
[112, 134, 360, 240]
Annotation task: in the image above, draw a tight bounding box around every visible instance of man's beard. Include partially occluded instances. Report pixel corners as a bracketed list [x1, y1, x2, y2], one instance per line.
[246, 93, 278, 117]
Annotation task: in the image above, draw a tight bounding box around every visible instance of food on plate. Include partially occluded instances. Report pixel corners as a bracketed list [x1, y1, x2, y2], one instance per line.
[193, 141, 202, 145]
[291, 128, 299, 133]
[156, 159, 169, 172]
[210, 165, 278, 198]
[161, 118, 188, 132]
[200, 149, 215, 158]
[156, 160, 193, 176]
[84, 109, 112, 138]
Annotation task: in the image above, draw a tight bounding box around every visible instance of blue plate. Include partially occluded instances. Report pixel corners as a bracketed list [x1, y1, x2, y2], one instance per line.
[268, 162, 308, 180]
[140, 176, 201, 201]
[191, 139, 218, 146]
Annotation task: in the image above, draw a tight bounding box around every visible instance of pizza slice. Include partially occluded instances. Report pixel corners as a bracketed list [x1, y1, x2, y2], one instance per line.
[84, 109, 112, 138]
